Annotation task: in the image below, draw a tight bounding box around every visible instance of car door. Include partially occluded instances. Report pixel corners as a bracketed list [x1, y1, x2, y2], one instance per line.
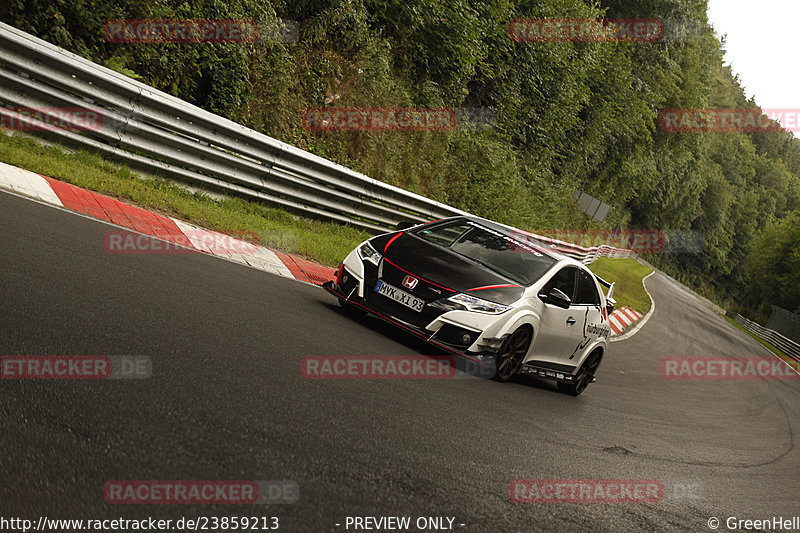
[561, 268, 607, 362]
[529, 266, 581, 363]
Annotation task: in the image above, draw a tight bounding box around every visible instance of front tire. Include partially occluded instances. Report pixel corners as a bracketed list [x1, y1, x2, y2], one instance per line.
[494, 327, 532, 382]
[558, 349, 602, 396]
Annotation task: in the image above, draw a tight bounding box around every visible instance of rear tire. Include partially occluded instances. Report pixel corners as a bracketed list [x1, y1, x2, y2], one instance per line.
[558, 350, 602, 396]
[494, 327, 532, 382]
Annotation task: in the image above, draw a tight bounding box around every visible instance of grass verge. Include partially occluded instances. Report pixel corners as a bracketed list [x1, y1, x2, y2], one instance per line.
[0, 132, 369, 266]
[588, 258, 653, 314]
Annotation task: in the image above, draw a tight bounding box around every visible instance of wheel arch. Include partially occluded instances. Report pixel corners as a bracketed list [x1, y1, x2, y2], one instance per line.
[576, 344, 605, 373]
[494, 309, 540, 343]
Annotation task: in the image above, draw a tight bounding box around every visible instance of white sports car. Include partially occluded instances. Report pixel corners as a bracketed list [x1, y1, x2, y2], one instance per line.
[323, 216, 616, 395]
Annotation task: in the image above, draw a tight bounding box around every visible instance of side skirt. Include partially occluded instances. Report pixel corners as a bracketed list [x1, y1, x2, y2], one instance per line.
[518, 361, 578, 383]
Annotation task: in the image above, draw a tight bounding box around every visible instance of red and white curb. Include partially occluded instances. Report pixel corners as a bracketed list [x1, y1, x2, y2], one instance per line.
[609, 307, 643, 335]
[0, 161, 336, 286]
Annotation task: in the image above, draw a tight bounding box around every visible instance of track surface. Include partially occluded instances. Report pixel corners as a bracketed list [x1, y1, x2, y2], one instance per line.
[1, 190, 799, 532]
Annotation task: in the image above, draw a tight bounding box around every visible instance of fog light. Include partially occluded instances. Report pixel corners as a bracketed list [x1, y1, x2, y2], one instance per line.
[461, 333, 472, 344]
[342, 275, 349, 283]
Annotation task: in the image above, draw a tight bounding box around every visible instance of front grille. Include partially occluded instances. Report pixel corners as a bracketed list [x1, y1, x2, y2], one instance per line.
[379, 259, 451, 303]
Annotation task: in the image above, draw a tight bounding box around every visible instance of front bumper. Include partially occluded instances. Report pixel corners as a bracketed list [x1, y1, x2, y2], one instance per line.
[323, 280, 498, 379]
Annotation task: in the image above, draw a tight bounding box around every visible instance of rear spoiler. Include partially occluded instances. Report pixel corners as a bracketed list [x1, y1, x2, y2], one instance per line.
[594, 274, 616, 304]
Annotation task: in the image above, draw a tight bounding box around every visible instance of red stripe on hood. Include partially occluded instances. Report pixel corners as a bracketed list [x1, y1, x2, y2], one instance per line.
[384, 232, 403, 252]
[467, 284, 520, 291]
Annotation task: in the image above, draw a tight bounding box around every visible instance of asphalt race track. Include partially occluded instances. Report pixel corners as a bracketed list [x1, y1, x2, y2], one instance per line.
[1, 189, 799, 532]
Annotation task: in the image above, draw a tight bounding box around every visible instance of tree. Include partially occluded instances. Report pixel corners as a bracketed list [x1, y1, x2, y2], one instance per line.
[745, 209, 800, 320]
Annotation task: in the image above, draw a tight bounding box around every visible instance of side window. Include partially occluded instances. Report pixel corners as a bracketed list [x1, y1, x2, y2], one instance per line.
[542, 267, 577, 302]
[576, 269, 601, 306]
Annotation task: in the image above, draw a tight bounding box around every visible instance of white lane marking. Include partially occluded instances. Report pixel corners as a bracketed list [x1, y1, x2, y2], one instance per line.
[0, 161, 63, 206]
[611, 272, 656, 342]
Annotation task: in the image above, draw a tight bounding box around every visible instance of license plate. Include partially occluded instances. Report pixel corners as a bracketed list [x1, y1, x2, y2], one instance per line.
[374, 280, 424, 312]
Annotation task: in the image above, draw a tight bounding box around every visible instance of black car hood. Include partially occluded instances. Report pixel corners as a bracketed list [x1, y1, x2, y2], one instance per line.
[374, 232, 524, 305]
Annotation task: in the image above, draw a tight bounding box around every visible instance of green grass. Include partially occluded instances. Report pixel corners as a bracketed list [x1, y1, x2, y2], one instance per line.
[720, 313, 795, 365]
[588, 258, 653, 314]
[0, 132, 369, 266]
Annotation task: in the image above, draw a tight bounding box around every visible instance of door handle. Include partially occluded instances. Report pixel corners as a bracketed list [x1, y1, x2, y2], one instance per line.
[566, 317, 576, 325]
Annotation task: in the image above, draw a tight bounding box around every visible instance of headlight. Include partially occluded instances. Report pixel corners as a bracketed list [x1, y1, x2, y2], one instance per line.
[357, 241, 382, 266]
[447, 293, 510, 314]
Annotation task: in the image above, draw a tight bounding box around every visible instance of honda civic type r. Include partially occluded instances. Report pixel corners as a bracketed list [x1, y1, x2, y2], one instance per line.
[323, 216, 616, 395]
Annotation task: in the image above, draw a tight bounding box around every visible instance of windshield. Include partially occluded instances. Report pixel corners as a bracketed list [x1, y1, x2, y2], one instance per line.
[412, 219, 557, 285]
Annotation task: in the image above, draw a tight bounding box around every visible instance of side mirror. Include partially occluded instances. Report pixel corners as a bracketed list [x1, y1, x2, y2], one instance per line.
[396, 221, 415, 231]
[538, 287, 572, 309]
[605, 297, 616, 316]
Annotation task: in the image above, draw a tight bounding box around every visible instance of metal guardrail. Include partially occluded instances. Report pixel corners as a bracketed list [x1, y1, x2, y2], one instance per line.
[0, 22, 636, 264]
[522, 232, 635, 265]
[767, 305, 800, 345]
[0, 22, 469, 233]
[735, 314, 800, 362]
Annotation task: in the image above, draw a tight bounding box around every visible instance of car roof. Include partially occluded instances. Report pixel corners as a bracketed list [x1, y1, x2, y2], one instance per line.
[552, 255, 587, 269]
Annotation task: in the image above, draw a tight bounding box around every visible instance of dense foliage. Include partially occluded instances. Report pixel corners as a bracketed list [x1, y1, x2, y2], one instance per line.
[2, 0, 799, 320]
